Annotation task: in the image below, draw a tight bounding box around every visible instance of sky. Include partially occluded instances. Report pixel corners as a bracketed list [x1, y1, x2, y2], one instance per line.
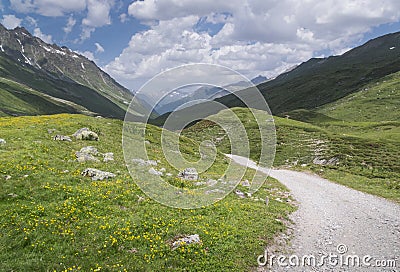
[0, 0, 400, 91]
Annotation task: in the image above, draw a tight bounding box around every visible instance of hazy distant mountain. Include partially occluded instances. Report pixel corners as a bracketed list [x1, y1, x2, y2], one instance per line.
[154, 75, 268, 115]
[0, 24, 145, 118]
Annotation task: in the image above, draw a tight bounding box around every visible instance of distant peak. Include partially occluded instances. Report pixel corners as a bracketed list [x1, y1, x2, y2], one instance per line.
[13, 26, 31, 36]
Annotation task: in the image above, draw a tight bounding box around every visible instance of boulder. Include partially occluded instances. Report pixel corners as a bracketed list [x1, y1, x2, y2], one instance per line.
[234, 189, 246, 198]
[53, 134, 72, 142]
[241, 179, 250, 187]
[178, 168, 198, 181]
[73, 128, 99, 141]
[103, 152, 114, 162]
[81, 168, 116, 181]
[132, 158, 157, 166]
[148, 167, 163, 176]
[79, 146, 98, 155]
[172, 234, 201, 249]
[75, 152, 99, 162]
[75, 146, 99, 162]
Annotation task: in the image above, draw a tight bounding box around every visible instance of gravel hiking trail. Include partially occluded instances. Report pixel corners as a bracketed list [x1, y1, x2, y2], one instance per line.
[227, 154, 400, 272]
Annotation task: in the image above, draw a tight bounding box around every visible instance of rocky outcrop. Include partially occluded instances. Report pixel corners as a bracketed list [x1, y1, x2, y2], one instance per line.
[53, 135, 72, 142]
[172, 234, 201, 249]
[73, 128, 99, 141]
[81, 168, 116, 181]
[178, 168, 198, 181]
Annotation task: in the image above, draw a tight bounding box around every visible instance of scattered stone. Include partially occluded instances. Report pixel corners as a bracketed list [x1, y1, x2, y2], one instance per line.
[75, 152, 99, 163]
[0, 138, 6, 145]
[127, 248, 138, 254]
[241, 179, 250, 187]
[73, 128, 99, 141]
[206, 179, 218, 186]
[172, 234, 201, 249]
[81, 168, 116, 181]
[137, 195, 145, 203]
[62, 170, 69, 173]
[4, 175, 11, 180]
[205, 189, 225, 194]
[132, 158, 157, 166]
[80, 146, 98, 155]
[265, 197, 269, 206]
[166, 173, 173, 177]
[144, 140, 151, 145]
[7, 193, 18, 198]
[178, 168, 198, 181]
[194, 182, 206, 186]
[313, 157, 339, 166]
[148, 167, 163, 176]
[47, 129, 56, 134]
[159, 168, 166, 172]
[234, 189, 246, 198]
[75, 146, 100, 162]
[23, 175, 29, 178]
[103, 152, 114, 162]
[301, 164, 308, 167]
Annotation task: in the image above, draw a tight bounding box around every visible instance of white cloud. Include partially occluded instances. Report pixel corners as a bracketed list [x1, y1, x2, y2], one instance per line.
[63, 15, 76, 33]
[119, 13, 128, 23]
[105, 0, 400, 90]
[95, 42, 104, 53]
[34, 27, 53, 43]
[10, 0, 86, 16]
[25, 16, 37, 27]
[80, 0, 114, 40]
[1, 14, 22, 29]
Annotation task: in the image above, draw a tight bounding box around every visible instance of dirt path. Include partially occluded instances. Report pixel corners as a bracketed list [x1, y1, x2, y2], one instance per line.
[227, 155, 400, 271]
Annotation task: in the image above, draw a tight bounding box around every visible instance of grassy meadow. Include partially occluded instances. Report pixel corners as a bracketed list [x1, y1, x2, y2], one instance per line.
[0, 114, 295, 271]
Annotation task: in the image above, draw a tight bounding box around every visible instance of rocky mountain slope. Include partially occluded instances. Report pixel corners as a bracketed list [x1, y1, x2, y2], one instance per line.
[0, 24, 144, 118]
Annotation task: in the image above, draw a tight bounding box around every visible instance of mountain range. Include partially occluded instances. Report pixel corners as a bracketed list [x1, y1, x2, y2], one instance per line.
[152, 31, 400, 125]
[1, 24, 399, 123]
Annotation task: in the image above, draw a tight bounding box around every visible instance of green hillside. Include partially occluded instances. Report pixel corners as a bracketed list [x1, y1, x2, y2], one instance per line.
[317, 71, 400, 122]
[183, 108, 400, 201]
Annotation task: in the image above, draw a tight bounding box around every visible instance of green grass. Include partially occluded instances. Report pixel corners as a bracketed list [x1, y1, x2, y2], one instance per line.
[183, 108, 400, 202]
[0, 114, 294, 271]
[317, 71, 400, 122]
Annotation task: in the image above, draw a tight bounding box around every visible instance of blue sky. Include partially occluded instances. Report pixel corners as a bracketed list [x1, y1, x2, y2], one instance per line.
[1, 0, 400, 90]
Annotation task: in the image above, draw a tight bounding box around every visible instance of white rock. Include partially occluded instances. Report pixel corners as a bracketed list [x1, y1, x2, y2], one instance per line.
[103, 152, 114, 162]
[148, 168, 163, 176]
[241, 179, 250, 187]
[172, 234, 201, 249]
[81, 168, 115, 181]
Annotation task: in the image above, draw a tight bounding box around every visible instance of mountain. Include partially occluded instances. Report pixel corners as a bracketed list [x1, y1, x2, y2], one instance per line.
[0, 24, 144, 118]
[215, 31, 400, 115]
[251, 75, 268, 84]
[154, 76, 268, 115]
[151, 31, 400, 125]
